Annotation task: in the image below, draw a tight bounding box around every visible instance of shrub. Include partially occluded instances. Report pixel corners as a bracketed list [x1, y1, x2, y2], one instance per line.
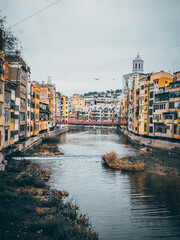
[102, 151, 118, 163]
[102, 151, 145, 172]
[15, 175, 45, 188]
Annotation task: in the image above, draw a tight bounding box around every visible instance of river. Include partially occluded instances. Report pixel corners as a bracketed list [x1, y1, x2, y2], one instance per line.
[27, 129, 180, 240]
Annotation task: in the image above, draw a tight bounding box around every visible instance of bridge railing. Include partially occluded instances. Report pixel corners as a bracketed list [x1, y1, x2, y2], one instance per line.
[55, 116, 128, 125]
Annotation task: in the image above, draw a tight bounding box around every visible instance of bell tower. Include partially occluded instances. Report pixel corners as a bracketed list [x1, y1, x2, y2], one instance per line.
[133, 53, 143, 74]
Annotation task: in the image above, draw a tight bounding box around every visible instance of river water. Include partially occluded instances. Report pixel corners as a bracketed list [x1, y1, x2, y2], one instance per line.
[28, 129, 180, 240]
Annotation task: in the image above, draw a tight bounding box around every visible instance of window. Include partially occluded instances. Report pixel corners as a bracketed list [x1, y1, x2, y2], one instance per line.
[11, 112, 15, 119]
[174, 124, 177, 135]
[145, 89, 147, 94]
[155, 93, 169, 102]
[145, 98, 147, 102]
[20, 112, 25, 121]
[14, 130, 18, 136]
[149, 100, 153, 107]
[141, 85, 144, 90]
[169, 102, 174, 109]
[139, 63, 141, 69]
[0, 81, 3, 94]
[170, 91, 180, 98]
[149, 109, 153, 115]
[135, 63, 137, 69]
[165, 115, 173, 120]
[0, 103, 2, 116]
[4, 91, 10, 103]
[20, 125, 25, 131]
[144, 123, 147, 132]
[174, 102, 180, 108]
[150, 92, 154, 98]
[5, 129, 8, 141]
[4, 109, 10, 122]
[0, 59, 4, 76]
[149, 126, 153, 133]
[10, 131, 14, 138]
[150, 117, 153, 124]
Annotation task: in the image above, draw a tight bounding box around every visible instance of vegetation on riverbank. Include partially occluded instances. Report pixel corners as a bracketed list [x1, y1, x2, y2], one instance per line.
[102, 151, 145, 172]
[102, 147, 180, 177]
[25, 136, 64, 156]
[0, 158, 98, 240]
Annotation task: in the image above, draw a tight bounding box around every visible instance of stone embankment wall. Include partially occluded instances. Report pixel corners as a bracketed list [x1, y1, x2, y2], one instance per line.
[0, 127, 68, 170]
[120, 128, 180, 151]
[17, 127, 68, 152]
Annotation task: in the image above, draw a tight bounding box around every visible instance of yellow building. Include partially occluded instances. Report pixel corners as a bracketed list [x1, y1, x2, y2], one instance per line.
[150, 71, 173, 86]
[122, 94, 129, 129]
[151, 71, 173, 138]
[9, 84, 16, 145]
[173, 71, 180, 82]
[143, 83, 149, 135]
[0, 29, 5, 151]
[138, 76, 146, 135]
[31, 82, 40, 135]
[69, 94, 85, 118]
[133, 76, 140, 135]
[49, 93, 54, 128]
[167, 81, 180, 139]
[61, 95, 67, 121]
[39, 86, 51, 131]
[139, 71, 173, 137]
[72, 94, 85, 108]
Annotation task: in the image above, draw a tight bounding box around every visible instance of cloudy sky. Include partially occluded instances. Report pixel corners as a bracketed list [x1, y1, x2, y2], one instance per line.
[1, 0, 180, 96]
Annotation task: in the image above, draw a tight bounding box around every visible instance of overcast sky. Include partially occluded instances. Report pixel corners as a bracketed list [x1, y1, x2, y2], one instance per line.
[1, 0, 180, 96]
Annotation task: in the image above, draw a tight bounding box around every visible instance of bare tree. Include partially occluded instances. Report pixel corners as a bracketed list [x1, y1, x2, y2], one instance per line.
[0, 12, 20, 55]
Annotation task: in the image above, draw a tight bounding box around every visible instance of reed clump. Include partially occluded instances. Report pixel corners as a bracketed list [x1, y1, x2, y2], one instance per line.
[102, 151, 144, 172]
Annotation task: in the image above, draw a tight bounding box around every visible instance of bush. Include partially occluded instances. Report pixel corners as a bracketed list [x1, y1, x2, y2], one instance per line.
[102, 151, 118, 163]
[0, 190, 17, 200]
[15, 175, 45, 188]
[102, 151, 145, 172]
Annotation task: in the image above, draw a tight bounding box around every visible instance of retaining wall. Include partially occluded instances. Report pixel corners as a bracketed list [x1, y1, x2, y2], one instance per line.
[120, 129, 180, 151]
[0, 127, 68, 170]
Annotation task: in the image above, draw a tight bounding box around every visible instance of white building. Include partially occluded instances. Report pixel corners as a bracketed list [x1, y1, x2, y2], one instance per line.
[123, 53, 144, 95]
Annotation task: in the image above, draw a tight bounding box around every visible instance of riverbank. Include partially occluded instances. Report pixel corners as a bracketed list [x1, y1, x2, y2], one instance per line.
[0, 157, 98, 240]
[115, 128, 180, 177]
[119, 128, 180, 151]
[0, 127, 68, 170]
[24, 136, 65, 156]
[102, 148, 180, 177]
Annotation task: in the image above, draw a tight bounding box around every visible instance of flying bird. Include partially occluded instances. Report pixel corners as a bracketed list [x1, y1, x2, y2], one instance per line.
[94, 77, 102, 81]
[113, 78, 115, 81]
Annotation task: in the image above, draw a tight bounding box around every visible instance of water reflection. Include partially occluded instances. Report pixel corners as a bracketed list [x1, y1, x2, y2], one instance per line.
[128, 172, 180, 236]
[27, 129, 180, 240]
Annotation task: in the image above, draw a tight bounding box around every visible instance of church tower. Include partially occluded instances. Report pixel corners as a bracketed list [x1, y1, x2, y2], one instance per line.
[132, 53, 143, 74]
